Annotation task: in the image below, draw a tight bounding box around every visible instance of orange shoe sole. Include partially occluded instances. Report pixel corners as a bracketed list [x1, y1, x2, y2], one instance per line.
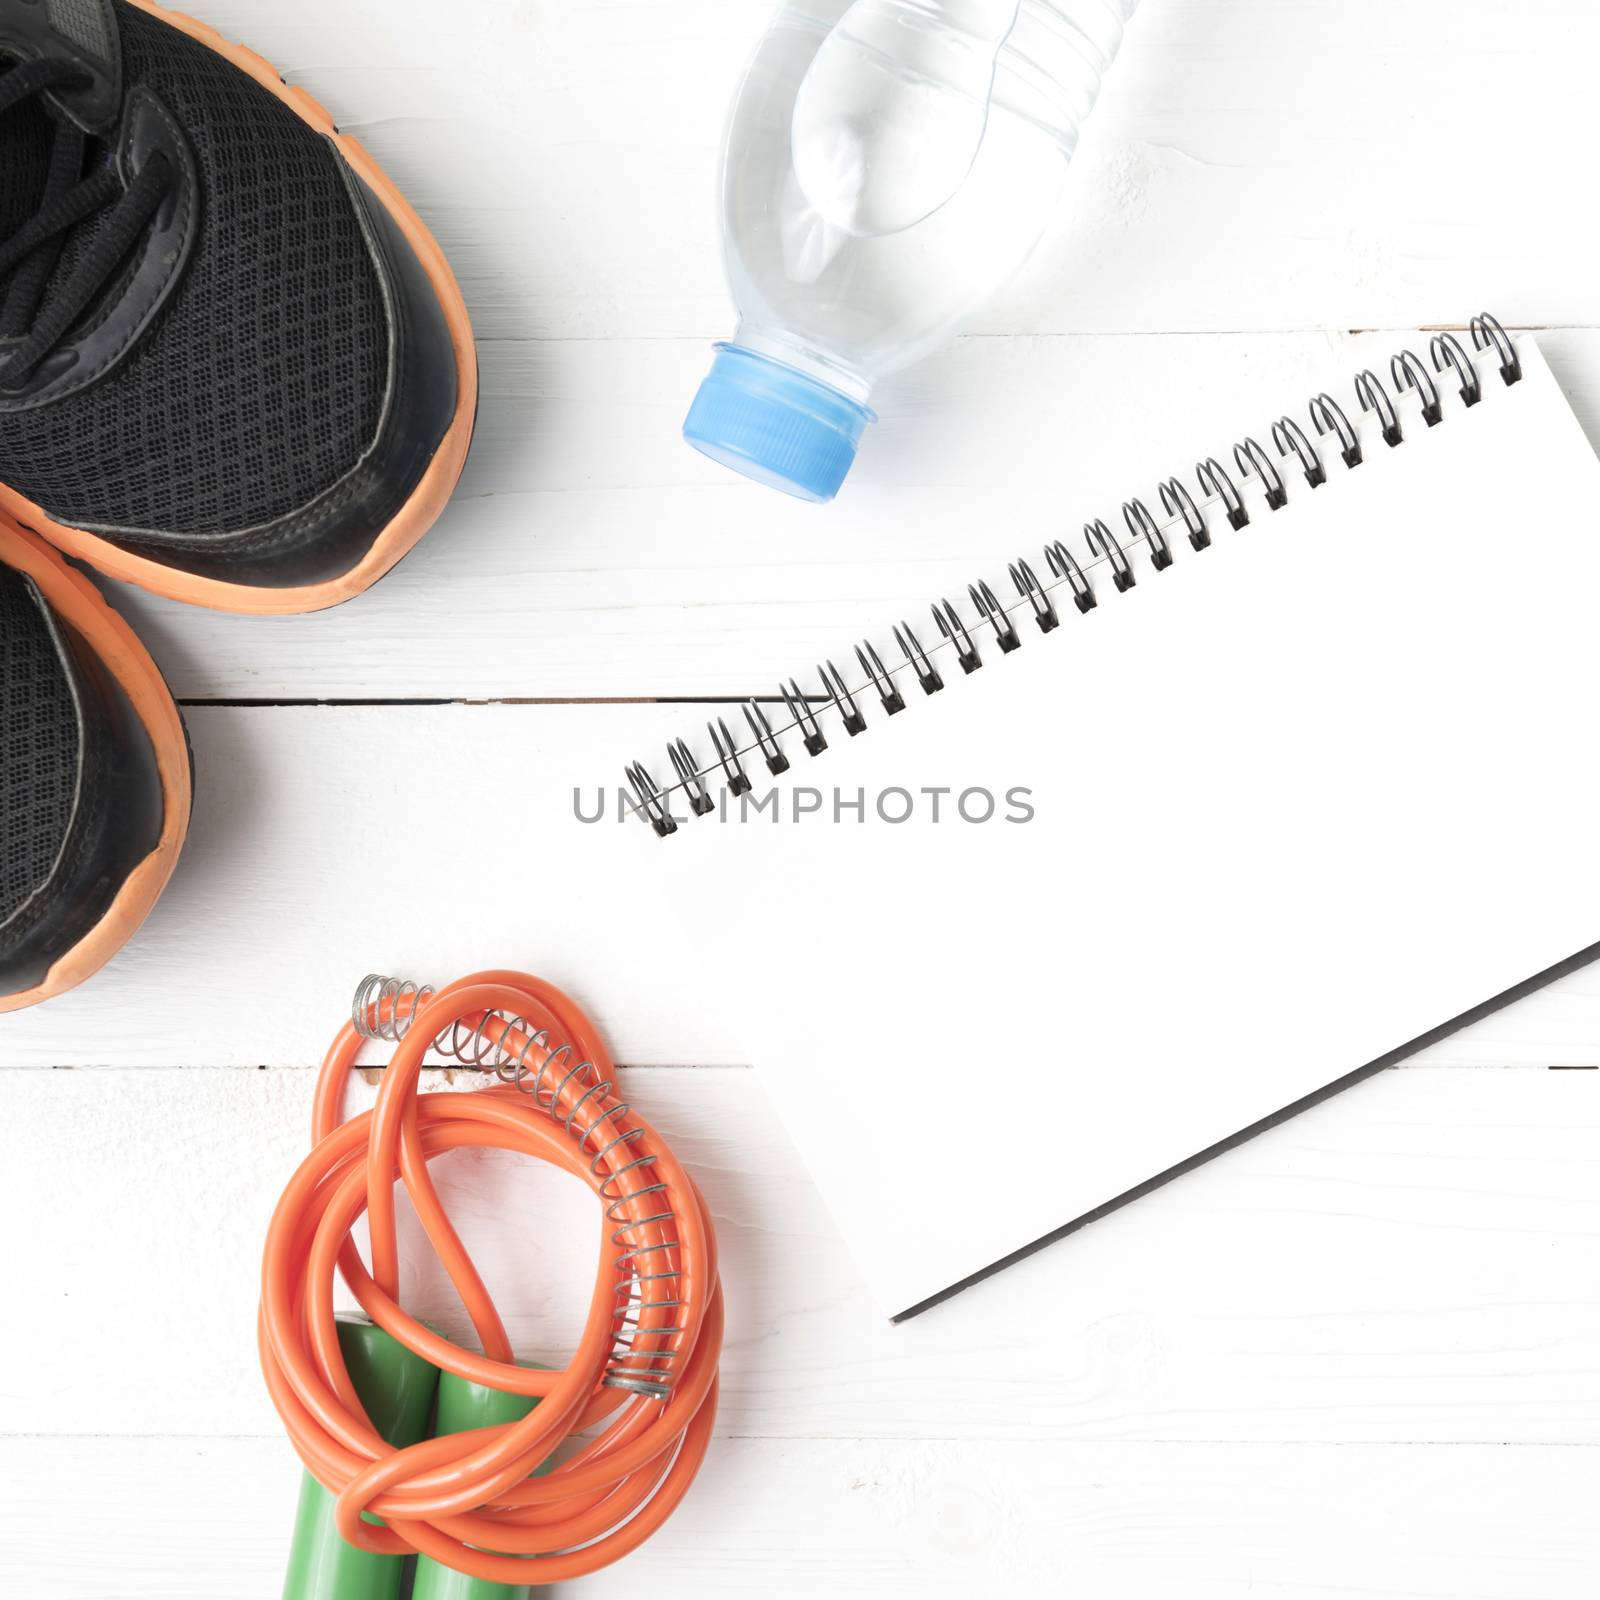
[0, 518, 192, 1012]
[0, 0, 479, 617]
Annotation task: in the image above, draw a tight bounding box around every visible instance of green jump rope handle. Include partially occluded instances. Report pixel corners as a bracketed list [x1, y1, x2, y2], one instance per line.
[281, 1315, 441, 1600]
[409, 1366, 551, 1600]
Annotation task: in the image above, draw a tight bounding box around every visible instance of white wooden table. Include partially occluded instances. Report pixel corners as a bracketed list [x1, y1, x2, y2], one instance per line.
[4, 2, 1600, 1594]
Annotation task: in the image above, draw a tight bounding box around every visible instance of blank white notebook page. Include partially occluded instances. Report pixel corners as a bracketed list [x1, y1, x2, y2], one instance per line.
[659, 336, 1600, 1318]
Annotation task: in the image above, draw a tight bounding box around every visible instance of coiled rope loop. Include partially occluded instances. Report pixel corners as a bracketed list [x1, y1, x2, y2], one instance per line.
[260, 970, 722, 1584]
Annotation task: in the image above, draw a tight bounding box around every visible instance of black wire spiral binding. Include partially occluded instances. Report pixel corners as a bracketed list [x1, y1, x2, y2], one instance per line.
[625, 314, 1524, 837]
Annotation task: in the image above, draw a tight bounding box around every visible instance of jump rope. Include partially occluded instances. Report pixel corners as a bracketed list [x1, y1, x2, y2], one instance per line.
[261, 970, 723, 1596]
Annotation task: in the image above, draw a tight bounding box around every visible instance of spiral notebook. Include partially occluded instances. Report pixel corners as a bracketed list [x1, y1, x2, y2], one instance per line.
[613, 322, 1600, 1319]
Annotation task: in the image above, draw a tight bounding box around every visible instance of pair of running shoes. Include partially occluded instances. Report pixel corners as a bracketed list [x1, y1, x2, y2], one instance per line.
[1, 0, 477, 1011]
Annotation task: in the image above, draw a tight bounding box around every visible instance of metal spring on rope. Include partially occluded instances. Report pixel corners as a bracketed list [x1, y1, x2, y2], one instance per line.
[352, 974, 683, 1400]
[624, 313, 1524, 837]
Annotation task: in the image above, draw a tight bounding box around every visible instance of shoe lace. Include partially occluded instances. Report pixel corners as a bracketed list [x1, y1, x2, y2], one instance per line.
[0, 57, 172, 392]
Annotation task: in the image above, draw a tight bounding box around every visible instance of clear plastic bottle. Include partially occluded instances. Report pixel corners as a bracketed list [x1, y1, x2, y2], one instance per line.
[684, 0, 1142, 502]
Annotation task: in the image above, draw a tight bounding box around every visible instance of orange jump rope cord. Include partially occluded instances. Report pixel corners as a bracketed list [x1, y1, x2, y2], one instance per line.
[260, 970, 723, 1584]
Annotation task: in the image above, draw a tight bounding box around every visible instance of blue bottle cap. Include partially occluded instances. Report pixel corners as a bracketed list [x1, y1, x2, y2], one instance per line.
[684, 344, 874, 503]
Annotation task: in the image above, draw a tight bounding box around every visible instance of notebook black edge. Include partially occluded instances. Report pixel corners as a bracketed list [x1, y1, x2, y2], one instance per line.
[888, 934, 1600, 1323]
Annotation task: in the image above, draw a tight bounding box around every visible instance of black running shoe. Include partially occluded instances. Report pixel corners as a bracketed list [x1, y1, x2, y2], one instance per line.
[1, 514, 190, 1011]
[0, 1, 476, 614]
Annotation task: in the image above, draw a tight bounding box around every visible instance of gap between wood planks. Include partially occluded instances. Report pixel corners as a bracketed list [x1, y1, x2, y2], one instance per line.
[6, 1061, 1584, 1074]
[9, 1062, 744, 1074]
[182, 695, 809, 708]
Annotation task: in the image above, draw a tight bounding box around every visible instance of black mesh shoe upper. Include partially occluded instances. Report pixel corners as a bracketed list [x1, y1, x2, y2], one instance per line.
[0, 2, 458, 585]
[0, 557, 167, 994]
[0, 565, 79, 930]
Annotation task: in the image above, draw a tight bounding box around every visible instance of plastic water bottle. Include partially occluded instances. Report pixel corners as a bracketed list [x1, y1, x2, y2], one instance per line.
[684, 0, 1142, 502]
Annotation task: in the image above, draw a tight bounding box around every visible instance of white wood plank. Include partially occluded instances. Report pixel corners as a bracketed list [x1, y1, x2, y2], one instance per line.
[186, 0, 1600, 341]
[106, 328, 1600, 700]
[3, 703, 1600, 1068]
[0, 1062, 1594, 1444]
[1, 1435, 1593, 1598]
